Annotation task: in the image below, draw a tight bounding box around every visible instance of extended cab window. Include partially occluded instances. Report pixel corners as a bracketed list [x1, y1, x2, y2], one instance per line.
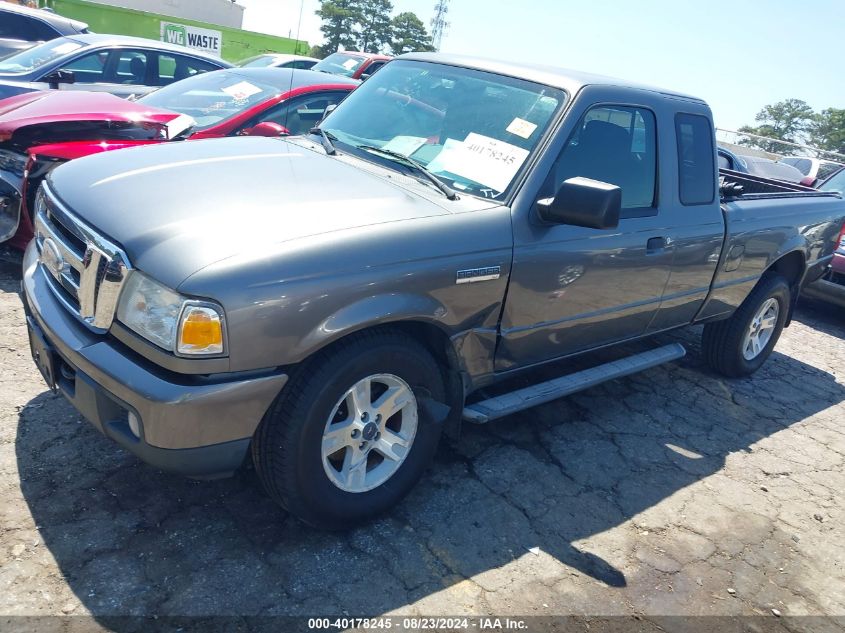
[676, 113, 715, 205]
[544, 105, 657, 211]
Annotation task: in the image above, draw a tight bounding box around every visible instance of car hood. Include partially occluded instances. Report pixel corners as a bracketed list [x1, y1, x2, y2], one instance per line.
[0, 90, 192, 147]
[46, 136, 461, 288]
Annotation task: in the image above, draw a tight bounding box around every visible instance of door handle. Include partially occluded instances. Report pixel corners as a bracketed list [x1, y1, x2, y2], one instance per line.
[646, 236, 668, 254]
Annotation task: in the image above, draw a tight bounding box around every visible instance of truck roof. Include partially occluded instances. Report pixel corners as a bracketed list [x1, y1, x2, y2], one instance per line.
[400, 52, 706, 104]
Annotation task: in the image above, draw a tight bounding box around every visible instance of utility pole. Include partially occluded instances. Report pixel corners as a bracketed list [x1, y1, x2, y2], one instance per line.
[431, 0, 450, 51]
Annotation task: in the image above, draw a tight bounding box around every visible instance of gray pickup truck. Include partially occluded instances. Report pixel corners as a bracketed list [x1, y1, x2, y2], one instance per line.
[22, 53, 845, 528]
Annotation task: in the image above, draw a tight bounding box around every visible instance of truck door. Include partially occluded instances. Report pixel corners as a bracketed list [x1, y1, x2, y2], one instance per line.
[497, 96, 676, 370]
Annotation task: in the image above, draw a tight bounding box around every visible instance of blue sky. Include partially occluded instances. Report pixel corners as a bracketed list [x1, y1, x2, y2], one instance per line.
[237, 0, 844, 131]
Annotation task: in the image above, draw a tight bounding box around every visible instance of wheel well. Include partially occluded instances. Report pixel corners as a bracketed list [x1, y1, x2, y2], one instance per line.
[768, 250, 805, 290]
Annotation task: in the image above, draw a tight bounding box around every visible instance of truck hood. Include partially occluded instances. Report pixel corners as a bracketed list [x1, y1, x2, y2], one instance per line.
[46, 136, 458, 288]
[0, 91, 192, 148]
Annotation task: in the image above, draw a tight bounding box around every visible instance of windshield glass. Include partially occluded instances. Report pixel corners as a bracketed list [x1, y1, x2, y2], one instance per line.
[320, 60, 567, 199]
[312, 53, 366, 77]
[139, 70, 280, 131]
[238, 54, 279, 68]
[0, 37, 83, 74]
[820, 168, 845, 193]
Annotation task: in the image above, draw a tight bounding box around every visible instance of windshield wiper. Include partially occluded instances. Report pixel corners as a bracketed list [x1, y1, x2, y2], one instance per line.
[356, 145, 458, 200]
[309, 127, 337, 156]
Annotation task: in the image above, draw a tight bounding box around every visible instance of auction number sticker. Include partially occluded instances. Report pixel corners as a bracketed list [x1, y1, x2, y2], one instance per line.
[429, 133, 529, 192]
[221, 81, 262, 100]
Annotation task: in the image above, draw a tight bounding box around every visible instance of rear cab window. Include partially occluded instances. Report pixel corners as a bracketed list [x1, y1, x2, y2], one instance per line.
[676, 113, 715, 205]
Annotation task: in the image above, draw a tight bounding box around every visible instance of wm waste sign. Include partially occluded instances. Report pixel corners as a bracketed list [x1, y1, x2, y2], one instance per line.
[160, 21, 223, 57]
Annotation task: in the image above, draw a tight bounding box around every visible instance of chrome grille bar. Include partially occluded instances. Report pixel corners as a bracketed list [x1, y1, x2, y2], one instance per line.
[33, 184, 131, 332]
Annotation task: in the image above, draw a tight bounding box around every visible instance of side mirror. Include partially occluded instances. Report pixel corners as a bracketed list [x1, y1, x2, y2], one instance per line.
[537, 177, 621, 229]
[320, 103, 338, 122]
[43, 69, 75, 88]
[799, 175, 817, 188]
[243, 121, 289, 137]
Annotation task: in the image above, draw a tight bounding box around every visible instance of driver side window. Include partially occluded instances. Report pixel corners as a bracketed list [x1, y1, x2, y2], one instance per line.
[543, 105, 657, 213]
[56, 50, 109, 83]
[248, 92, 349, 136]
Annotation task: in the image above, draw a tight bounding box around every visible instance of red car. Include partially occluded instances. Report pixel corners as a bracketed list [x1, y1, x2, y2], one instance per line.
[311, 51, 392, 80]
[0, 67, 357, 251]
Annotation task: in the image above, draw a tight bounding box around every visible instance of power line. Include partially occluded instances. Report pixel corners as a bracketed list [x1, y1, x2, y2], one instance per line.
[430, 0, 449, 51]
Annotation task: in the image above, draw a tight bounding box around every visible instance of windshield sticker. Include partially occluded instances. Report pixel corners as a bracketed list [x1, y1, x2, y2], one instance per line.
[342, 58, 359, 70]
[429, 133, 529, 193]
[506, 117, 538, 139]
[382, 136, 427, 156]
[221, 81, 262, 100]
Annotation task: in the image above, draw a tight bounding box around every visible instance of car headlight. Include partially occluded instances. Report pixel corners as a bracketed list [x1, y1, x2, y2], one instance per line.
[116, 271, 226, 356]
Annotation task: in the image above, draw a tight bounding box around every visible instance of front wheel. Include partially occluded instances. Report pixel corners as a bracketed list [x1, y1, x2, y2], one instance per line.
[701, 273, 791, 377]
[252, 330, 445, 529]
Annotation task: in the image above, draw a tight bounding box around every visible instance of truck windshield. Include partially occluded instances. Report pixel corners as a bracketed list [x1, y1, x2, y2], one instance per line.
[319, 60, 566, 200]
[0, 37, 84, 74]
[312, 53, 367, 77]
[139, 70, 279, 131]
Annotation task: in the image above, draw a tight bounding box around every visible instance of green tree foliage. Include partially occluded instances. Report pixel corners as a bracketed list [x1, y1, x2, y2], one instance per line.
[390, 12, 435, 55]
[316, 0, 362, 53]
[357, 0, 394, 53]
[738, 99, 816, 152]
[809, 108, 845, 154]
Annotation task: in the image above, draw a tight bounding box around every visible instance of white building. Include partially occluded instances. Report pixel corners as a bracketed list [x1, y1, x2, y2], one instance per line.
[85, 0, 244, 29]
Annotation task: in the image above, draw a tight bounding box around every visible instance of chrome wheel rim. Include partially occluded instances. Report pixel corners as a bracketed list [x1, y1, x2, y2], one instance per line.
[321, 373, 418, 493]
[742, 297, 779, 360]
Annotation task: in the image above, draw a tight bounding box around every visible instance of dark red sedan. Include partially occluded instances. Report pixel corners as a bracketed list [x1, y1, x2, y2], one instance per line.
[0, 67, 358, 251]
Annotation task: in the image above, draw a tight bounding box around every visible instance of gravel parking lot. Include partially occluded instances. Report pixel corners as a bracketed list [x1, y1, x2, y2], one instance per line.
[0, 260, 843, 630]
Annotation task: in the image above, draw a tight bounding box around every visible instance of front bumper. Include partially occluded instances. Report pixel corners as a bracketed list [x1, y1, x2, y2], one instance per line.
[22, 242, 288, 478]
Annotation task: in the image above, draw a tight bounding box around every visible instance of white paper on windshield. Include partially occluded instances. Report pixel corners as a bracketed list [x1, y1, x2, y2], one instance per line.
[221, 81, 262, 100]
[342, 58, 358, 70]
[163, 113, 197, 139]
[382, 136, 427, 156]
[53, 42, 82, 55]
[506, 117, 538, 139]
[428, 133, 529, 192]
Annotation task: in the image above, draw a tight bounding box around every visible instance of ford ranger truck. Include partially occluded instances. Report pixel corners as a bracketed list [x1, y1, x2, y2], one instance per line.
[22, 53, 845, 529]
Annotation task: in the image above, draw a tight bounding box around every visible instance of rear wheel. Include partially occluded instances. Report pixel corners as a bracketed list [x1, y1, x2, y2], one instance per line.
[701, 273, 791, 377]
[252, 330, 445, 529]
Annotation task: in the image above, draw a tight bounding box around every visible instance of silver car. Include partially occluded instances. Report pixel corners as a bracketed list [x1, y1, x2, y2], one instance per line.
[0, 33, 231, 100]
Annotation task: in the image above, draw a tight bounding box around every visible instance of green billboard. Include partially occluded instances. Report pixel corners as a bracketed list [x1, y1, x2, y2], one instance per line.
[39, 0, 309, 62]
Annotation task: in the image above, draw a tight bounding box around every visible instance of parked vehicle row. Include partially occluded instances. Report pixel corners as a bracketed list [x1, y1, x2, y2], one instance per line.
[17, 53, 845, 528]
[0, 67, 357, 250]
[0, 33, 232, 100]
[0, 2, 88, 57]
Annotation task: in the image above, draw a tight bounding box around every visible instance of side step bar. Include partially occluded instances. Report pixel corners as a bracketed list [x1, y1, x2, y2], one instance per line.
[462, 343, 686, 424]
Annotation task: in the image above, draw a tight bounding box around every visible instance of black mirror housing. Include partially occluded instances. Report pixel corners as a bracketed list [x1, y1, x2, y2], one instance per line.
[44, 69, 75, 87]
[537, 177, 621, 229]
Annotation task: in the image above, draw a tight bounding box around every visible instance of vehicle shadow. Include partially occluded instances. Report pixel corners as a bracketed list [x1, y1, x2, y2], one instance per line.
[795, 297, 844, 340]
[14, 325, 845, 622]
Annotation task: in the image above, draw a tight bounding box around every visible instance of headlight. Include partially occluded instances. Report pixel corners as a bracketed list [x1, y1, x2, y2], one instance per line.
[116, 271, 226, 356]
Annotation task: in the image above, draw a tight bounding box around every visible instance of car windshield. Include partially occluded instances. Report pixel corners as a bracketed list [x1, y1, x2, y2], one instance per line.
[312, 53, 366, 77]
[319, 60, 567, 199]
[820, 168, 845, 193]
[0, 37, 83, 74]
[238, 54, 281, 68]
[140, 70, 280, 131]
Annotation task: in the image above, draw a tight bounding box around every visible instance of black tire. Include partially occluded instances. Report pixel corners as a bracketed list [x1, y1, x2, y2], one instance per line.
[701, 273, 791, 378]
[252, 329, 445, 529]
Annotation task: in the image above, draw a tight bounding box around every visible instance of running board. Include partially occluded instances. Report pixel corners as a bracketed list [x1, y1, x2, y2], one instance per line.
[462, 343, 686, 424]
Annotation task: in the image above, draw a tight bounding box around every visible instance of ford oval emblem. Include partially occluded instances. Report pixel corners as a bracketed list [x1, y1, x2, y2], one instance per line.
[41, 238, 65, 278]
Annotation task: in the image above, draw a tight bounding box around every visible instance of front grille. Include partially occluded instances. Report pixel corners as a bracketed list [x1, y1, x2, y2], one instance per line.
[33, 185, 131, 332]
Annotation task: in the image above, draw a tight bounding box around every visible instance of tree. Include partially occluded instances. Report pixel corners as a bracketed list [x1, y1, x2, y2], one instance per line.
[316, 0, 362, 53]
[809, 108, 845, 154]
[390, 12, 435, 55]
[356, 0, 393, 53]
[736, 99, 815, 153]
